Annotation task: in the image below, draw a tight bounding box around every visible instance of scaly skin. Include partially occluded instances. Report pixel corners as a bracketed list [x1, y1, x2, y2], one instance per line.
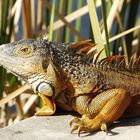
[0, 39, 139, 135]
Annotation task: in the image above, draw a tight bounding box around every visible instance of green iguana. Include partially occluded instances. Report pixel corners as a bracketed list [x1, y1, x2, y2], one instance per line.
[0, 39, 140, 135]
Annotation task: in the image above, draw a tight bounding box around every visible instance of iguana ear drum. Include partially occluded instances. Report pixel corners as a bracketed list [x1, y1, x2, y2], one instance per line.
[36, 81, 55, 97]
[42, 59, 50, 72]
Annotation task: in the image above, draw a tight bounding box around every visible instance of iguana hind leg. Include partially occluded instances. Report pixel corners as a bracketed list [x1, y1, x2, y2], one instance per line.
[70, 88, 131, 135]
[35, 94, 56, 116]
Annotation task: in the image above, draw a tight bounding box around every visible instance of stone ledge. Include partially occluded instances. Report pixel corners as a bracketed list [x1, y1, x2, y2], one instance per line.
[0, 114, 140, 140]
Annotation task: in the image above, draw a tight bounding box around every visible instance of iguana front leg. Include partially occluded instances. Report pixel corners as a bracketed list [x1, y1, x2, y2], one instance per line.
[35, 94, 56, 116]
[70, 88, 131, 135]
[34, 77, 56, 116]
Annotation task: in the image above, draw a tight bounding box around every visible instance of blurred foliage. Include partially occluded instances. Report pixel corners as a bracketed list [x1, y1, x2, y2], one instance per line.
[0, 0, 140, 127]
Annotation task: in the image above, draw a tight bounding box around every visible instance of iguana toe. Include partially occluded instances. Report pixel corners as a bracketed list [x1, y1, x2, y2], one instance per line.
[70, 115, 108, 135]
[70, 117, 81, 127]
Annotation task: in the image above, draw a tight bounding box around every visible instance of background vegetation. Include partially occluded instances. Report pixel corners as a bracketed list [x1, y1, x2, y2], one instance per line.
[0, 0, 140, 127]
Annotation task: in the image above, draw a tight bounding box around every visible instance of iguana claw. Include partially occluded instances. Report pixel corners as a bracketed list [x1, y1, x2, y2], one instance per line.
[70, 125, 79, 134]
[70, 115, 108, 135]
[70, 117, 80, 127]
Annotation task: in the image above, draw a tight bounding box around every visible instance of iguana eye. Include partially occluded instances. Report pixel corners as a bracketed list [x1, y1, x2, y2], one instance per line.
[21, 48, 29, 53]
[16, 45, 33, 57]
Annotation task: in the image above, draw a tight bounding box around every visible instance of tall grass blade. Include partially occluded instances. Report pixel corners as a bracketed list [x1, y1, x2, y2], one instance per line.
[45, 1, 83, 40]
[102, 0, 121, 37]
[31, 0, 35, 31]
[107, 0, 112, 16]
[108, 25, 140, 44]
[1, 0, 9, 37]
[22, 0, 32, 38]
[87, 0, 106, 59]
[14, 0, 22, 35]
[74, 0, 83, 42]
[125, 0, 140, 60]
[101, 0, 110, 56]
[0, 0, 9, 99]
[65, 0, 73, 42]
[37, 0, 43, 30]
[55, 0, 65, 42]
[111, 0, 128, 64]
[48, 0, 56, 41]
[0, 85, 30, 106]
[0, 0, 2, 32]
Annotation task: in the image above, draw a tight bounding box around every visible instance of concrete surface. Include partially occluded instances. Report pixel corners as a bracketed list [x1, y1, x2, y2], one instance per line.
[0, 113, 140, 140]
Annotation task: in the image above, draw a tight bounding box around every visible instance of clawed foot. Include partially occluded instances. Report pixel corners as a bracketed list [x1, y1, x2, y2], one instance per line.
[70, 115, 108, 136]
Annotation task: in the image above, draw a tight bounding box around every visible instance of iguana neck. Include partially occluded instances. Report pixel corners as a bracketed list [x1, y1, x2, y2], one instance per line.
[27, 62, 65, 96]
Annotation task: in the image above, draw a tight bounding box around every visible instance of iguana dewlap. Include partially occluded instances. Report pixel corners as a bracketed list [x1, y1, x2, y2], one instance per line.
[0, 39, 139, 135]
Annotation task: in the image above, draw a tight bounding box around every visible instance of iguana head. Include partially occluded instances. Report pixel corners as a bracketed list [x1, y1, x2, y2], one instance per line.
[0, 39, 62, 115]
[0, 39, 49, 79]
[0, 39, 57, 97]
